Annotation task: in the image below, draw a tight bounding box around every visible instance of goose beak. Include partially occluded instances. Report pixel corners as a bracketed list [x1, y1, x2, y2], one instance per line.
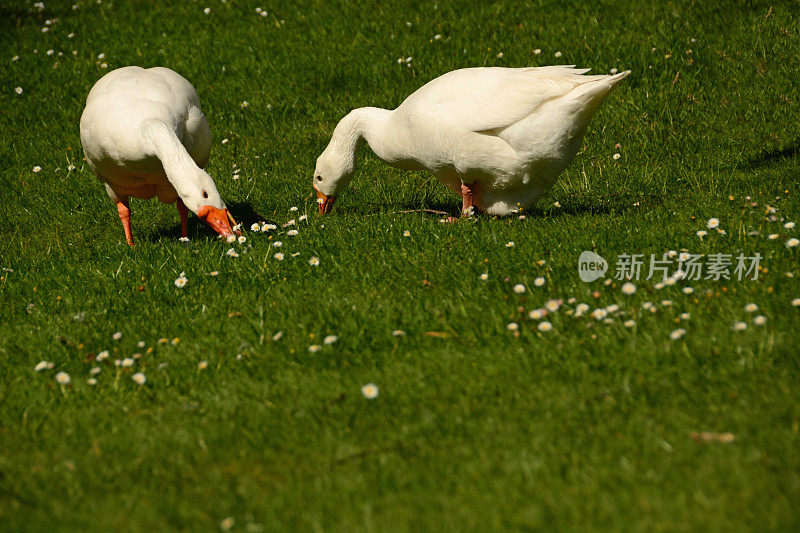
[315, 188, 337, 215]
[197, 205, 237, 237]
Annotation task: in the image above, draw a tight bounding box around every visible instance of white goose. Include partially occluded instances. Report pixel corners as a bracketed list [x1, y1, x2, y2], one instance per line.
[80, 66, 237, 245]
[313, 65, 629, 217]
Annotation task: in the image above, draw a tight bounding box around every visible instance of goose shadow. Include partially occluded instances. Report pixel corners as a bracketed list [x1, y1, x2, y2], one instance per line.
[737, 141, 799, 170]
[355, 192, 661, 220]
[148, 202, 276, 241]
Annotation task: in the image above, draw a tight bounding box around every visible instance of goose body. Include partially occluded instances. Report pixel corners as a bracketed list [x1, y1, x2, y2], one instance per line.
[80, 66, 235, 244]
[313, 65, 629, 216]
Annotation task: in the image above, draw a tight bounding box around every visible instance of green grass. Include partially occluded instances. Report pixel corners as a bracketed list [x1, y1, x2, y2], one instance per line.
[2, 0, 800, 530]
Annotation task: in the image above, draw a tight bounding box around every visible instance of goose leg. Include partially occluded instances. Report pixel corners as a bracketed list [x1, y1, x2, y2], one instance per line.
[116, 198, 133, 246]
[176, 198, 188, 237]
[460, 181, 479, 217]
[440, 181, 481, 223]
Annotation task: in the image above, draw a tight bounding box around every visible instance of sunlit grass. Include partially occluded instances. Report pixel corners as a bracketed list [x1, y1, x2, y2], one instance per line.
[1, 0, 799, 530]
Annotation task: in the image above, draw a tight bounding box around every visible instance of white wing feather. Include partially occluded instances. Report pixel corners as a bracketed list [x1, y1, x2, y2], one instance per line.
[399, 66, 610, 133]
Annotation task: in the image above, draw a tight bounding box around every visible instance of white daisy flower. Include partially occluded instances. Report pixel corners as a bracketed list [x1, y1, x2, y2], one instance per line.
[15, 86, 23, 94]
[226, 235, 236, 243]
[272, 241, 283, 247]
[225, 248, 239, 257]
[132, 372, 146, 385]
[309, 256, 320, 266]
[32, 166, 41, 172]
[605, 304, 619, 313]
[528, 308, 546, 320]
[479, 273, 489, 281]
[179, 237, 189, 242]
[513, 284, 526, 294]
[299, 215, 308, 222]
[533, 48, 541, 54]
[55, 371, 71, 384]
[392, 330, 406, 337]
[237, 235, 247, 244]
[544, 299, 561, 312]
[534, 277, 545, 287]
[621, 282, 636, 295]
[785, 222, 795, 229]
[251, 222, 261, 231]
[323, 335, 338, 345]
[575, 303, 590, 315]
[174, 275, 188, 288]
[613, 153, 621, 160]
[89, 367, 101, 376]
[505, 241, 515, 247]
[554, 51, 562, 57]
[682, 287, 694, 294]
[308, 344, 321, 353]
[792, 298, 800, 307]
[744, 303, 758, 313]
[696, 230, 707, 238]
[87, 378, 97, 385]
[34, 361, 49, 372]
[274, 252, 284, 260]
[506, 322, 519, 331]
[680, 312, 691, 320]
[623, 319, 636, 328]
[198, 361, 208, 370]
[203, 7, 210, 14]
[96, 350, 109, 362]
[262, 223, 276, 232]
[670, 328, 686, 340]
[403, 230, 411, 237]
[287, 229, 298, 236]
[732, 321, 747, 332]
[121, 358, 134, 367]
[661, 300, 672, 307]
[361, 383, 379, 399]
[753, 315, 766, 326]
[707, 218, 720, 229]
[787, 238, 799, 248]
[537, 321, 553, 332]
[591, 308, 607, 320]
[286, 219, 296, 226]
[768, 234, 779, 240]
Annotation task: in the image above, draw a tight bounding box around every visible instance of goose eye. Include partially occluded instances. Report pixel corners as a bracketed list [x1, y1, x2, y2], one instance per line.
[202, 190, 209, 199]
[316, 175, 323, 182]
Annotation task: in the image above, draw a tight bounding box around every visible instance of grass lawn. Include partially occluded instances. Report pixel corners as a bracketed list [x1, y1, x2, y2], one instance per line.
[2, 0, 800, 530]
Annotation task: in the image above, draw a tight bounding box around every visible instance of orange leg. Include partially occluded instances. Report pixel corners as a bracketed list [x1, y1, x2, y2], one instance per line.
[116, 199, 133, 246]
[176, 198, 188, 237]
[461, 181, 479, 216]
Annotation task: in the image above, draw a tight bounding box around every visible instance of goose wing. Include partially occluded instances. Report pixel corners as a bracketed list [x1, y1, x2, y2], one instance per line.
[400, 66, 604, 133]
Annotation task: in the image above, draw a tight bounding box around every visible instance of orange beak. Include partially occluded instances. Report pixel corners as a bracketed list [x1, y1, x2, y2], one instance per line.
[197, 205, 238, 237]
[315, 187, 337, 215]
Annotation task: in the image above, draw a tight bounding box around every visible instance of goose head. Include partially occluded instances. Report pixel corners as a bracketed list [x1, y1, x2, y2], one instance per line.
[176, 169, 238, 236]
[312, 145, 355, 215]
[313, 110, 368, 215]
